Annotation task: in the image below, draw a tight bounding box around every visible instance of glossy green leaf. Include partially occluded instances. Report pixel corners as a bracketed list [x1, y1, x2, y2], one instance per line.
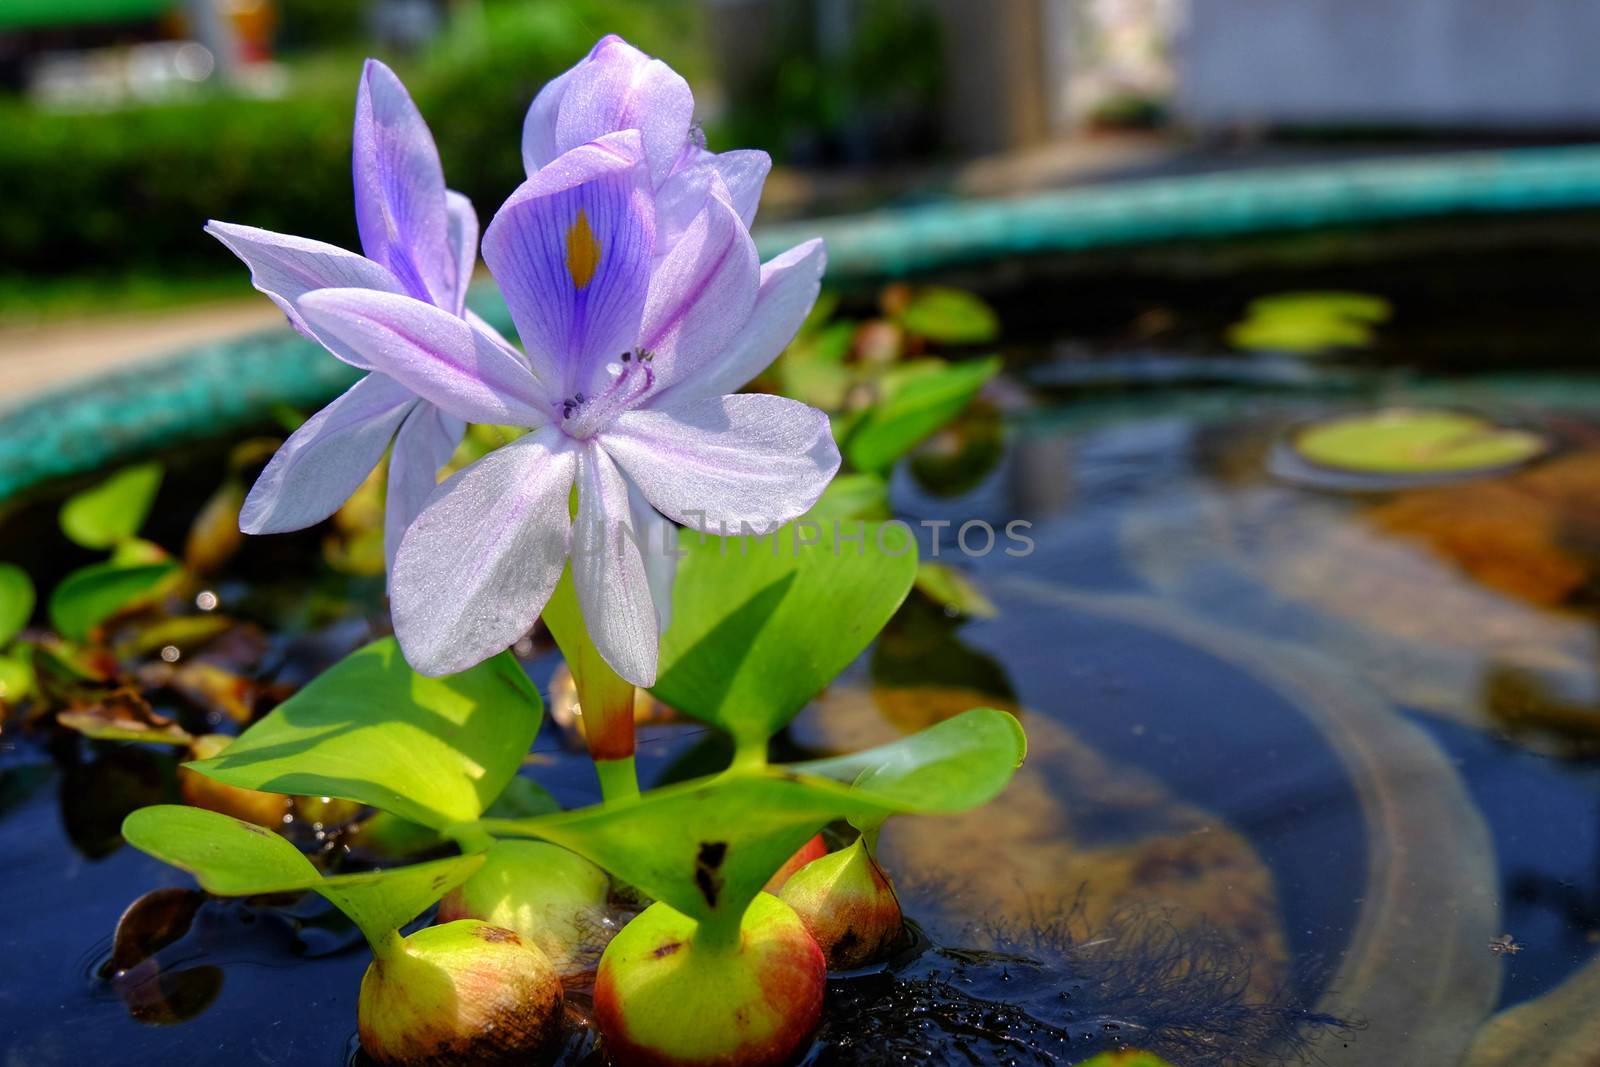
[1228, 291, 1390, 354]
[896, 286, 1000, 344]
[0, 564, 35, 646]
[845, 357, 1001, 473]
[653, 520, 919, 747]
[483, 708, 1025, 930]
[1294, 408, 1546, 474]
[48, 560, 180, 641]
[59, 462, 163, 549]
[185, 638, 542, 829]
[122, 804, 482, 946]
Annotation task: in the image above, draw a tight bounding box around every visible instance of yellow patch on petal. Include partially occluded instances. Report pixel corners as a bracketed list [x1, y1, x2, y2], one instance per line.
[565, 209, 601, 291]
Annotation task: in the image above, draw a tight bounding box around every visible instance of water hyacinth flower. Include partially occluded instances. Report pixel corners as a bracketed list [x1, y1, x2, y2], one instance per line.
[521, 34, 773, 254]
[297, 130, 836, 686]
[205, 60, 492, 572]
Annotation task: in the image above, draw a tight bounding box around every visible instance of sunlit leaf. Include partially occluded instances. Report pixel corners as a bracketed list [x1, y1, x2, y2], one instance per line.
[58, 699, 192, 745]
[653, 521, 919, 748]
[1293, 408, 1547, 475]
[0, 653, 34, 703]
[184, 639, 542, 829]
[896, 286, 1000, 344]
[49, 560, 180, 641]
[1228, 291, 1390, 354]
[483, 708, 1025, 928]
[184, 479, 246, 575]
[0, 564, 34, 647]
[122, 805, 482, 945]
[779, 319, 856, 410]
[1076, 1053, 1179, 1067]
[845, 357, 1001, 473]
[59, 462, 164, 549]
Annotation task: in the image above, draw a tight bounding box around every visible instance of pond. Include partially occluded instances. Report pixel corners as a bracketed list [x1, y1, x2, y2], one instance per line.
[4, 212, 1600, 1066]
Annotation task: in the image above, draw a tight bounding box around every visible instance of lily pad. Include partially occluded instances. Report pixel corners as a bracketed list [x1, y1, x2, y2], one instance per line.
[1290, 408, 1546, 478]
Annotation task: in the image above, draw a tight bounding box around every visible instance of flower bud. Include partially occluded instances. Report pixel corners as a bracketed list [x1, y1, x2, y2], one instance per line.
[436, 840, 610, 974]
[779, 837, 902, 970]
[594, 895, 825, 1067]
[178, 734, 290, 827]
[358, 920, 562, 1066]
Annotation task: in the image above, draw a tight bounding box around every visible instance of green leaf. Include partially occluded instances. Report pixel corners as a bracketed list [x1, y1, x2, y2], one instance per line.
[184, 638, 542, 829]
[123, 804, 320, 895]
[122, 804, 482, 946]
[779, 319, 856, 409]
[483, 708, 1025, 929]
[913, 561, 998, 619]
[653, 521, 919, 747]
[1228, 290, 1390, 354]
[844, 357, 1001, 473]
[48, 560, 180, 640]
[0, 564, 35, 646]
[59, 462, 164, 549]
[1076, 1053, 1179, 1067]
[896, 286, 1000, 344]
[803, 473, 891, 522]
[1293, 408, 1547, 474]
[0, 653, 35, 703]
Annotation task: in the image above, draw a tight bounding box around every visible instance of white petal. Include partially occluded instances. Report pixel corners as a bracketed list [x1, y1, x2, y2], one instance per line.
[574, 444, 658, 686]
[601, 393, 839, 534]
[384, 402, 464, 577]
[390, 429, 577, 677]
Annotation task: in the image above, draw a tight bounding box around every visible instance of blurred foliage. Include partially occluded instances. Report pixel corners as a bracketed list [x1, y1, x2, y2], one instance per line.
[0, 0, 700, 283]
[715, 0, 943, 163]
[1228, 291, 1391, 355]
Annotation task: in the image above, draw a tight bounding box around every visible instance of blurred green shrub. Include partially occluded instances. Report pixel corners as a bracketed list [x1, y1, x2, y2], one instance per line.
[0, 0, 699, 281]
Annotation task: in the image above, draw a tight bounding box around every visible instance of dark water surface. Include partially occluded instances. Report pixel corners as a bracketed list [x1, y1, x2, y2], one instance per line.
[6, 220, 1600, 1065]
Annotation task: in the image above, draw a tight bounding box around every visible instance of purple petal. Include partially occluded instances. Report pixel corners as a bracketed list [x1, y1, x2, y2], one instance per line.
[482, 133, 654, 397]
[654, 149, 770, 255]
[353, 58, 451, 306]
[391, 429, 577, 677]
[442, 190, 478, 318]
[703, 149, 770, 228]
[204, 221, 404, 367]
[601, 393, 840, 534]
[520, 35, 608, 175]
[240, 373, 414, 534]
[298, 289, 551, 426]
[548, 36, 694, 186]
[384, 402, 464, 577]
[637, 178, 759, 395]
[651, 238, 826, 409]
[574, 443, 658, 686]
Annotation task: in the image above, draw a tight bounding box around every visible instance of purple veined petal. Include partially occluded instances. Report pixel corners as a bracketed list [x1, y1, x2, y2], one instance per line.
[650, 238, 826, 409]
[240, 373, 415, 535]
[390, 428, 577, 677]
[442, 189, 478, 318]
[482, 132, 654, 398]
[627, 480, 678, 636]
[654, 149, 769, 254]
[520, 34, 618, 175]
[204, 221, 405, 368]
[573, 443, 658, 686]
[383, 401, 465, 578]
[353, 58, 451, 307]
[637, 176, 759, 396]
[298, 288, 553, 426]
[552, 36, 694, 186]
[601, 393, 840, 534]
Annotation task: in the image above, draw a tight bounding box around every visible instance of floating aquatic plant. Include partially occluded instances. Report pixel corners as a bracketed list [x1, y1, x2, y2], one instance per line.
[107, 34, 1029, 1067]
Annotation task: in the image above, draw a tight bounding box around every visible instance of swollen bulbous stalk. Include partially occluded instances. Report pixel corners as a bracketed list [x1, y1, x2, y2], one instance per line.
[358, 920, 563, 1066]
[594, 896, 825, 1067]
[436, 840, 611, 974]
[779, 837, 903, 970]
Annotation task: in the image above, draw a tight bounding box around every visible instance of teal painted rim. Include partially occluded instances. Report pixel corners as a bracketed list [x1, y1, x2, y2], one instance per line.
[8, 144, 1600, 503]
